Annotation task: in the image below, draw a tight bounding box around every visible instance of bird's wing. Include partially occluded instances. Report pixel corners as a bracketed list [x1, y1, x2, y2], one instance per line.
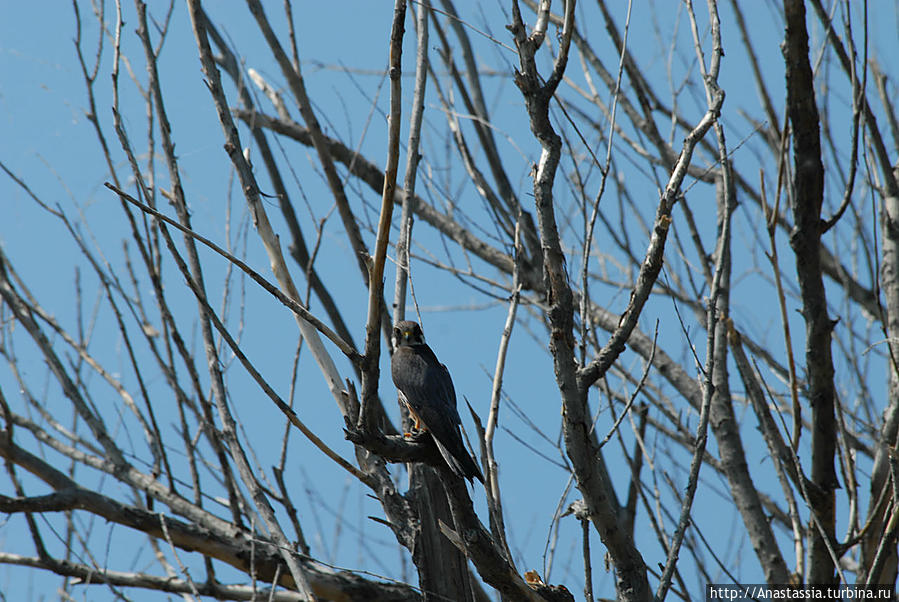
[418, 354, 483, 482]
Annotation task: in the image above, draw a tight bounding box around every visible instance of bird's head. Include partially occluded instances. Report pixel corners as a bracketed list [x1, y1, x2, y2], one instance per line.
[393, 320, 425, 348]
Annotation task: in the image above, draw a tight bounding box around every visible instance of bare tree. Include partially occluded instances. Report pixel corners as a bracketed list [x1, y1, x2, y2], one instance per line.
[1, 0, 897, 600]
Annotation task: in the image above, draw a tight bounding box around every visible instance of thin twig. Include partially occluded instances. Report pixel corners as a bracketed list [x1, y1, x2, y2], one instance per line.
[105, 183, 360, 364]
[597, 322, 657, 451]
[484, 218, 523, 565]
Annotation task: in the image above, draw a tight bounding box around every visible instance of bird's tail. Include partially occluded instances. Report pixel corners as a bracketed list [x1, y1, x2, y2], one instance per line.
[433, 438, 485, 483]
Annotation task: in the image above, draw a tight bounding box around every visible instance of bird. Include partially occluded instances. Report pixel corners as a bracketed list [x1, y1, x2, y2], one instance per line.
[391, 320, 484, 483]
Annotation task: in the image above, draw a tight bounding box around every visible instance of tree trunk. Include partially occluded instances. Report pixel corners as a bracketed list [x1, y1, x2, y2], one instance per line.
[783, 0, 838, 585]
[409, 465, 475, 602]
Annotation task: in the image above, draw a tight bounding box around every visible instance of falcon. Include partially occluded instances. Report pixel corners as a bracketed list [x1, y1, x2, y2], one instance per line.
[391, 320, 484, 483]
